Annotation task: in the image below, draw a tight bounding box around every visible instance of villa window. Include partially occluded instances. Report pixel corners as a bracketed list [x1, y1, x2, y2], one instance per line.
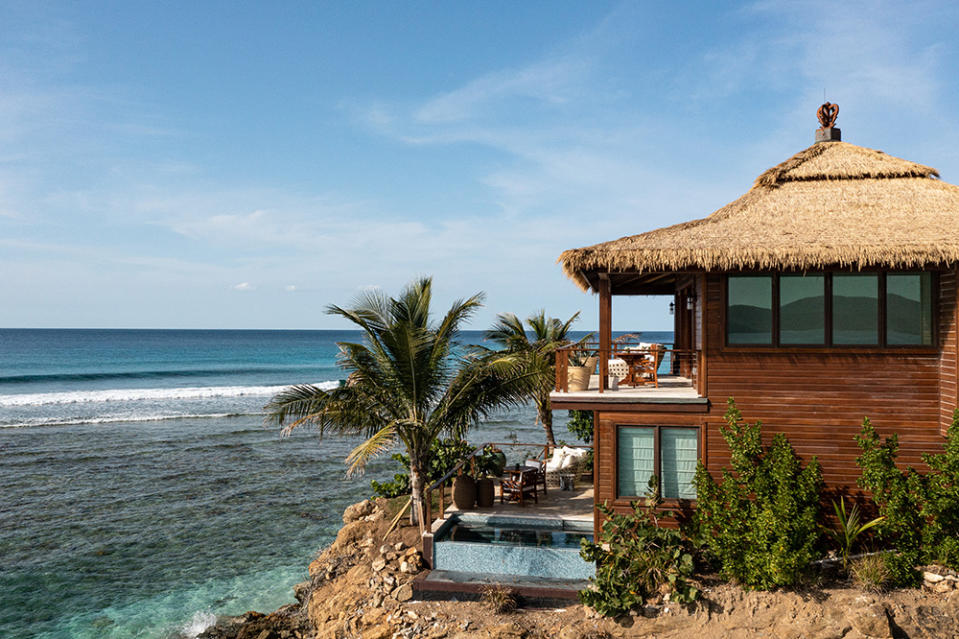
[780, 274, 825, 344]
[887, 272, 934, 345]
[833, 273, 879, 345]
[617, 426, 698, 500]
[726, 275, 773, 344]
[726, 271, 935, 348]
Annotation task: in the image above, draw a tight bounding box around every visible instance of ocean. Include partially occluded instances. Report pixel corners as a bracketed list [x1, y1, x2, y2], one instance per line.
[0, 328, 671, 639]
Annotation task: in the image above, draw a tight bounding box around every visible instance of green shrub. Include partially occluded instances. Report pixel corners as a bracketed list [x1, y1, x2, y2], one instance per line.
[856, 411, 959, 581]
[567, 410, 595, 473]
[690, 399, 823, 590]
[580, 479, 698, 616]
[370, 438, 474, 498]
[920, 411, 959, 569]
[855, 418, 925, 586]
[567, 410, 594, 444]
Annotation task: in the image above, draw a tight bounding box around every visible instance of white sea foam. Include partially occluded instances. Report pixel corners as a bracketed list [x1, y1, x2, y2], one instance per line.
[0, 412, 256, 429]
[181, 610, 218, 638]
[0, 380, 340, 407]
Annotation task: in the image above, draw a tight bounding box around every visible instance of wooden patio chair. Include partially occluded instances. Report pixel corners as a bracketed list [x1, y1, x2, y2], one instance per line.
[524, 458, 548, 495]
[500, 469, 538, 505]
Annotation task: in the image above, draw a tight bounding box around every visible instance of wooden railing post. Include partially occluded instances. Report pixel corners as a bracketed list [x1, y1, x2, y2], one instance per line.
[438, 481, 445, 520]
[424, 488, 432, 531]
[555, 349, 568, 392]
[599, 274, 611, 393]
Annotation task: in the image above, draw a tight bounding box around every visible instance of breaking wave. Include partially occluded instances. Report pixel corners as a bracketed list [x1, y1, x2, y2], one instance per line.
[0, 381, 341, 407]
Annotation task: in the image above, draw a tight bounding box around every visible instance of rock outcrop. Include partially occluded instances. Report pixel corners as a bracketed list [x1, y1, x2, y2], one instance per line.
[197, 500, 959, 639]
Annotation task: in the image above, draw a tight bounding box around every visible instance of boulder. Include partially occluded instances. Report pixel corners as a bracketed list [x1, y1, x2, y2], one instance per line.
[343, 500, 375, 524]
[850, 603, 892, 639]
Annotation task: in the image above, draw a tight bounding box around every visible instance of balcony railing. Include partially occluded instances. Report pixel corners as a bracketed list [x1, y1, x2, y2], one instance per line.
[553, 341, 701, 394]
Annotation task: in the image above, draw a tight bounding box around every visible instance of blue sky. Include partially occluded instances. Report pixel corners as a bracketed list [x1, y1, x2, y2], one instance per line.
[2, 1, 958, 330]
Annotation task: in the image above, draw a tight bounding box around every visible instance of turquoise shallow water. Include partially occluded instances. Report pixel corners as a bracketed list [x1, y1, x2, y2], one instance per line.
[0, 328, 669, 639]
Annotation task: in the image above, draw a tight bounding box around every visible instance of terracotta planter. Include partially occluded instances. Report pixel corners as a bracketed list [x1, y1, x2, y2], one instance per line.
[567, 356, 597, 392]
[452, 474, 476, 510]
[476, 478, 495, 507]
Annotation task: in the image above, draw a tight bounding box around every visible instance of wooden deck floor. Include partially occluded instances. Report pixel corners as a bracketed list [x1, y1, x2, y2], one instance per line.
[550, 374, 705, 404]
[443, 484, 594, 523]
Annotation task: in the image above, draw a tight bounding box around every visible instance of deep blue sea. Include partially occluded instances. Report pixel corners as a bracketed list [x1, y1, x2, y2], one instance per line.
[0, 328, 671, 639]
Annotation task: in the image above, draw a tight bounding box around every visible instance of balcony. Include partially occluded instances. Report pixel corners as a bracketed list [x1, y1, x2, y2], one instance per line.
[550, 342, 707, 409]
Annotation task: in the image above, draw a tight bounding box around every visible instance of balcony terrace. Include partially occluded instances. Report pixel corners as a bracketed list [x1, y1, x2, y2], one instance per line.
[550, 342, 708, 410]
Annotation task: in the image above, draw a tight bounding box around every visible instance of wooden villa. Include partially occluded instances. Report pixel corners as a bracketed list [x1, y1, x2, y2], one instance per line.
[551, 106, 959, 527]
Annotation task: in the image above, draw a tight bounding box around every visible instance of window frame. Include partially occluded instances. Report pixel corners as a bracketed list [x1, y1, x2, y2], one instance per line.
[614, 424, 701, 502]
[723, 270, 938, 350]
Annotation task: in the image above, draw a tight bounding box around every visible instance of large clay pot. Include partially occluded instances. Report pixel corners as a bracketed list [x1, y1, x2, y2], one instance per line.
[476, 478, 495, 507]
[452, 474, 477, 510]
[567, 356, 597, 392]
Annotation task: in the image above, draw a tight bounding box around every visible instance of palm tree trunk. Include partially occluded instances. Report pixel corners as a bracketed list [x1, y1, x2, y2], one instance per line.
[409, 462, 427, 533]
[538, 396, 556, 447]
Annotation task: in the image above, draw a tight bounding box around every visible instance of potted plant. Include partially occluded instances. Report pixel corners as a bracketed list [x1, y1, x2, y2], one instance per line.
[473, 446, 502, 508]
[567, 350, 598, 392]
[452, 467, 477, 509]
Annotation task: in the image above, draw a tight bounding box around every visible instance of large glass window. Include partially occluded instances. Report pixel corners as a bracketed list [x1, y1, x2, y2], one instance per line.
[780, 274, 825, 344]
[887, 272, 933, 345]
[617, 426, 698, 500]
[617, 427, 654, 498]
[833, 274, 879, 345]
[660, 428, 699, 500]
[727, 275, 773, 345]
[725, 271, 935, 348]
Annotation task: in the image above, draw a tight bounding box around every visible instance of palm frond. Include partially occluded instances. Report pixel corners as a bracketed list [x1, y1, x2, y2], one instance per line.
[263, 384, 333, 433]
[345, 423, 398, 476]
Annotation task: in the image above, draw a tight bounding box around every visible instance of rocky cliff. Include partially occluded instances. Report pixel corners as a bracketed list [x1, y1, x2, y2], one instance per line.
[200, 499, 959, 639]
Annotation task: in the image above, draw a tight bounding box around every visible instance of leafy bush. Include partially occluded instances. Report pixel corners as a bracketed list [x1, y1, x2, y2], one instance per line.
[567, 410, 595, 473]
[690, 399, 823, 590]
[855, 417, 925, 586]
[580, 480, 698, 616]
[855, 411, 959, 582]
[370, 438, 474, 498]
[920, 411, 959, 568]
[851, 553, 890, 593]
[567, 410, 594, 444]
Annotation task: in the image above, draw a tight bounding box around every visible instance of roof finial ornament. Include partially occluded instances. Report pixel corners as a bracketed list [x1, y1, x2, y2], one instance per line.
[817, 102, 839, 128]
[815, 102, 841, 143]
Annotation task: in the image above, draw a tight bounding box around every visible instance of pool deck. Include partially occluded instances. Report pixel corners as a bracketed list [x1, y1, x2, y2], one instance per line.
[436, 483, 594, 531]
[419, 484, 596, 605]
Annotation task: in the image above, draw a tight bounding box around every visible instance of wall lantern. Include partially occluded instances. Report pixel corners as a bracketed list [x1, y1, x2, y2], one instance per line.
[669, 301, 675, 315]
[685, 290, 697, 311]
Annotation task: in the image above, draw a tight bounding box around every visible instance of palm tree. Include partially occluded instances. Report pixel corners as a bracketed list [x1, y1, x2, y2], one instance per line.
[485, 310, 585, 447]
[264, 277, 534, 531]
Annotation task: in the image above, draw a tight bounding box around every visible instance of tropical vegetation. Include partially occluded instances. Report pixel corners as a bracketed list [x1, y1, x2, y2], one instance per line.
[264, 277, 535, 531]
[580, 479, 698, 616]
[856, 410, 959, 585]
[690, 399, 823, 589]
[485, 310, 586, 446]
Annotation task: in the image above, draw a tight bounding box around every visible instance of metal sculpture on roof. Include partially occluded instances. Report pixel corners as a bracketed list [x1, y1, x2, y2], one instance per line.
[817, 102, 839, 129]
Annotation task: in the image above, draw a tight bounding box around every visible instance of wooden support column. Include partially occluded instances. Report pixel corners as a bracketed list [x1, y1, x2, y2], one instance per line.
[599, 274, 611, 393]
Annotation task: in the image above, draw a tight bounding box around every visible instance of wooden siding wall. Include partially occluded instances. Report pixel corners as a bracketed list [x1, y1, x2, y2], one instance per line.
[940, 268, 958, 436]
[702, 273, 945, 491]
[595, 270, 955, 520]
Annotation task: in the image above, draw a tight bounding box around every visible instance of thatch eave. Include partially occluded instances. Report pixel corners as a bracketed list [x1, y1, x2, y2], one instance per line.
[558, 141, 959, 292]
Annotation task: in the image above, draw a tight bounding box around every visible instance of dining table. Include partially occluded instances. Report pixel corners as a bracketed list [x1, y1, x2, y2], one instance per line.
[616, 349, 657, 387]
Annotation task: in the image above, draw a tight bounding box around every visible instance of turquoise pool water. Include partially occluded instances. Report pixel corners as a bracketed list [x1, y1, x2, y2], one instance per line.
[432, 514, 595, 581]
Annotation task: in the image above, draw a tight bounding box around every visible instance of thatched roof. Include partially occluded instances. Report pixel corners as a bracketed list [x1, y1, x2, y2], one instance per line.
[559, 140, 959, 292]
